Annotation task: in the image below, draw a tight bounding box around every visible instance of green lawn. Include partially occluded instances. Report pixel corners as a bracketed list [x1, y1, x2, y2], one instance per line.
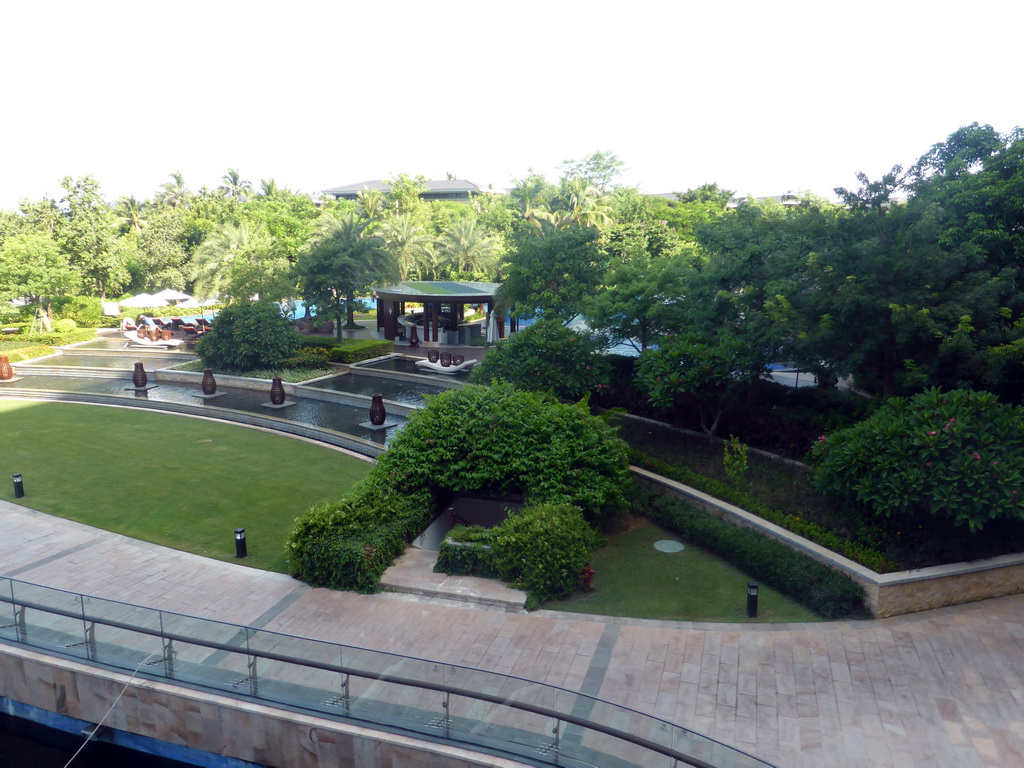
[544, 520, 821, 622]
[0, 400, 372, 572]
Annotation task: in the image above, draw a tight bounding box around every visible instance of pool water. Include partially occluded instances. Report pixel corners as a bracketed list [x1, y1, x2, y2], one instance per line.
[304, 374, 450, 407]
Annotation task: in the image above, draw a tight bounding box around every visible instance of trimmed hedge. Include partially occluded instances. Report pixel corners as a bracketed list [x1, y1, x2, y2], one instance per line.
[285, 481, 435, 592]
[643, 491, 869, 620]
[294, 337, 394, 364]
[435, 526, 498, 577]
[631, 450, 897, 573]
[0, 345, 54, 363]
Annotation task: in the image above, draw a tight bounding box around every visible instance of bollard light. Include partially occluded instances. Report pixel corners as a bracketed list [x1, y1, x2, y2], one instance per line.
[747, 582, 759, 619]
[12, 473, 24, 498]
[234, 528, 247, 558]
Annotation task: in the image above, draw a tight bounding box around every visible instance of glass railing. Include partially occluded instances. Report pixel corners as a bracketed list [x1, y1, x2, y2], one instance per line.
[0, 577, 775, 768]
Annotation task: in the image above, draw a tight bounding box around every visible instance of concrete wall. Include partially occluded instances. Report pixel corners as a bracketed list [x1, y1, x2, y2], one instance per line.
[0, 643, 530, 768]
[632, 467, 1024, 618]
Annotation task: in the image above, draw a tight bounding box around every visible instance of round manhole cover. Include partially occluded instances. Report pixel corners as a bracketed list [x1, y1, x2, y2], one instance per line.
[654, 540, 685, 553]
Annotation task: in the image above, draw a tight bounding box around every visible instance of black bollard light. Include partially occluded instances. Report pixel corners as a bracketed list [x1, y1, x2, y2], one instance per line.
[747, 582, 759, 618]
[234, 528, 247, 558]
[12, 473, 24, 498]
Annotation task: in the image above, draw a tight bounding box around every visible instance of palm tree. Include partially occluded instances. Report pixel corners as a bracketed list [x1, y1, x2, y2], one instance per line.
[218, 168, 253, 202]
[553, 178, 614, 230]
[510, 171, 553, 231]
[114, 196, 147, 234]
[155, 172, 191, 209]
[189, 220, 266, 299]
[259, 178, 280, 197]
[378, 214, 435, 280]
[355, 188, 385, 222]
[438, 218, 502, 280]
[299, 213, 397, 330]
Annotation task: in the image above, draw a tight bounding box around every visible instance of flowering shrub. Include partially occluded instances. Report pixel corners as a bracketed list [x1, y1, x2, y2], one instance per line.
[811, 388, 1024, 531]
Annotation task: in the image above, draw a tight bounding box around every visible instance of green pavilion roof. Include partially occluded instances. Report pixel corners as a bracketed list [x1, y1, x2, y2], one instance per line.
[374, 281, 501, 299]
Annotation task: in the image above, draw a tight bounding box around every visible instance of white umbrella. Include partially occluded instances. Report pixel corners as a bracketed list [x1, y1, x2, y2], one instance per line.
[120, 293, 169, 308]
[151, 288, 192, 302]
[486, 311, 498, 345]
[175, 297, 202, 309]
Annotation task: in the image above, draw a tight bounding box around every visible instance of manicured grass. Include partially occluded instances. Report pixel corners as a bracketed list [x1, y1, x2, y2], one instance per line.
[544, 519, 821, 622]
[0, 400, 372, 573]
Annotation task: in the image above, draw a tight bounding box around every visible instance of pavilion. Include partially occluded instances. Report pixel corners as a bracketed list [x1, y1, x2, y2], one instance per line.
[373, 281, 505, 344]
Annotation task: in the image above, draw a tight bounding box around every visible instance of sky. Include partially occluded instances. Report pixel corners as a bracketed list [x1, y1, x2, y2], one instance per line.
[1, 0, 1020, 211]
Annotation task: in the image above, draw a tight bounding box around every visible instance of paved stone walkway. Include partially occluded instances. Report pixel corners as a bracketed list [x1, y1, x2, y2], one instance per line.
[1, 500, 1022, 768]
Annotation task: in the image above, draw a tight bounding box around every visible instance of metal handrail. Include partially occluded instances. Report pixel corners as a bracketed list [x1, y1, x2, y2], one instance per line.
[0, 578, 775, 768]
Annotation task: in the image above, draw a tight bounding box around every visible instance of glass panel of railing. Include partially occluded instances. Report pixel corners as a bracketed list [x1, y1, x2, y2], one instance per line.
[564, 699, 675, 768]
[81, 594, 163, 634]
[9, 580, 82, 617]
[159, 612, 249, 652]
[444, 693, 561, 764]
[674, 724, 773, 768]
[185, 642, 256, 696]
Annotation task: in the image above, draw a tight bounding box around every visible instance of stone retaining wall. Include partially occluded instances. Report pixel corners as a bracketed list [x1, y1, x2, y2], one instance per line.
[0, 643, 528, 768]
[632, 467, 1024, 618]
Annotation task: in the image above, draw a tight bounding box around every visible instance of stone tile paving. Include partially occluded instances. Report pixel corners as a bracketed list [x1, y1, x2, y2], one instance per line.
[2, 500, 1023, 767]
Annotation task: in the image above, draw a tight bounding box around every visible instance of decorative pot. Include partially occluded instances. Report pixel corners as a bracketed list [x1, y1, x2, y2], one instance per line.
[453, 354, 464, 366]
[201, 368, 217, 395]
[270, 377, 286, 405]
[407, 323, 420, 347]
[148, 328, 160, 341]
[369, 393, 387, 426]
[137, 327, 147, 339]
[0, 356, 13, 381]
[427, 349, 440, 363]
[132, 362, 148, 388]
[160, 328, 173, 341]
[440, 352, 452, 367]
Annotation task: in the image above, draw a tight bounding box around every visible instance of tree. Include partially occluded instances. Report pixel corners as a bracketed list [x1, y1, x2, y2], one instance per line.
[560, 150, 625, 192]
[155, 172, 191, 209]
[296, 214, 396, 332]
[437, 218, 502, 280]
[114, 196, 147, 235]
[355, 188, 385, 223]
[59, 175, 126, 298]
[635, 335, 750, 436]
[0, 232, 80, 322]
[218, 168, 253, 202]
[548, 177, 613, 230]
[378, 214, 435, 280]
[509, 170, 556, 231]
[189, 220, 291, 300]
[499, 225, 608, 322]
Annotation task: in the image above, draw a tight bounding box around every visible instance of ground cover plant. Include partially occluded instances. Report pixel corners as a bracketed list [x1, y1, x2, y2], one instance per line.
[544, 518, 821, 622]
[0, 400, 372, 572]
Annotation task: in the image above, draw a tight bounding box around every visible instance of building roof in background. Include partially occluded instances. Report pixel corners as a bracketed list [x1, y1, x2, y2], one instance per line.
[322, 179, 482, 197]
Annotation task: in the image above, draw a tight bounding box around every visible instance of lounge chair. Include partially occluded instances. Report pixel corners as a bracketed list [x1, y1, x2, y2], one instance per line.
[123, 332, 184, 348]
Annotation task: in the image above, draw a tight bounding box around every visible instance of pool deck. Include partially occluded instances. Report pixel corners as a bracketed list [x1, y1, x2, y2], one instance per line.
[1, 499, 1021, 768]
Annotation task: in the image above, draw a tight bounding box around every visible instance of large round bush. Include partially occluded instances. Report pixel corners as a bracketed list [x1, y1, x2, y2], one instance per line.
[468, 320, 610, 401]
[196, 301, 297, 372]
[377, 382, 631, 518]
[811, 388, 1024, 531]
[493, 504, 600, 608]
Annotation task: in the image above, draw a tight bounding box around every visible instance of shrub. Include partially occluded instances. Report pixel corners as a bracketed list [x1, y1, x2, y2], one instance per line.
[469, 320, 611, 401]
[196, 301, 298, 372]
[52, 318, 77, 333]
[327, 339, 394, 364]
[0, 345, 53, 363]
[285, 481, 435, 592]
[811, 388, 1024, 531]
[376, 383, 632, 519]
[493, 504, 600, 608]
[52, 296, 105, 327]
[435, 526, 499, 577]
[643, 491, 868, 619]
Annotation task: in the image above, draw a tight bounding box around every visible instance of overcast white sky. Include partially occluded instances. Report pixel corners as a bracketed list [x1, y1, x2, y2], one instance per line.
[1, 0, 1020, 210]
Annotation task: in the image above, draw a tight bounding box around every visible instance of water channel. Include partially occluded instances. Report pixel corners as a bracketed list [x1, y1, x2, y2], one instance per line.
[2, 342, 474, 452]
